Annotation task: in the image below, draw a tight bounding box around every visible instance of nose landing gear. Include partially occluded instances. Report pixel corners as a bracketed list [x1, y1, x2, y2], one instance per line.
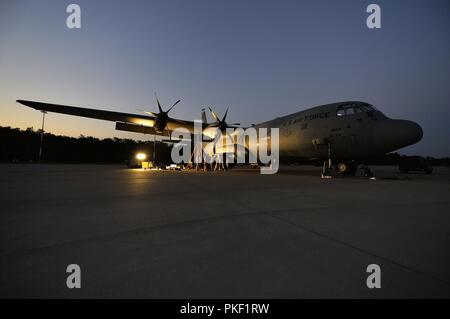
[337, 161, 358, 175]
[321, 142, 334, 178]
[323, 160, 374, 178]
[321, 143, 374, 178]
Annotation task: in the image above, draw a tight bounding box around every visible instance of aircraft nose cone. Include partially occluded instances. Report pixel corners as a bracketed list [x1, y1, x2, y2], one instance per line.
[373, 119, 423, 153]
[399, 120, 423, 146]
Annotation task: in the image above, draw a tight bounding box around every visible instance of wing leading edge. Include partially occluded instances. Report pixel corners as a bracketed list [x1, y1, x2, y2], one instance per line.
[16, 100, 197, 134]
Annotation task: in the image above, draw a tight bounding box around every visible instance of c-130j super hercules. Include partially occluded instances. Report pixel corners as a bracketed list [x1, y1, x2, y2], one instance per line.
[17, 97, 423, 176]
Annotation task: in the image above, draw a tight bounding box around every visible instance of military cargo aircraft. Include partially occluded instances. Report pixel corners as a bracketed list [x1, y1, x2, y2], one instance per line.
[16, 98, 423, 175]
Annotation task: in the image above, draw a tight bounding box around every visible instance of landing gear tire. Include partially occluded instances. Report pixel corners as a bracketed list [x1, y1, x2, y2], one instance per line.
[336, 162, 357, 175]
[360, 162, 374, 178]
[337, 162, 347, 174]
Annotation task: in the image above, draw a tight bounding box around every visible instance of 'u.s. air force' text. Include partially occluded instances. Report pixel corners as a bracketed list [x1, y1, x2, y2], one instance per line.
[180, 303, 270, 316]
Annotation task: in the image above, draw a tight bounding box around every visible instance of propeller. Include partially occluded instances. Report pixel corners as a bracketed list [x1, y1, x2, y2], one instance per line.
[205, 107, 243, 167]
[141, 93, 181, 133]
[207, 107, 240, 134]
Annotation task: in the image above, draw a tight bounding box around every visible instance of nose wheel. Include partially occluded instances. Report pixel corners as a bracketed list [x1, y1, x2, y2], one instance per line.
[337, 161, 358, 175]
[337, 162, 348, 174]
[320, 143, 373, 178]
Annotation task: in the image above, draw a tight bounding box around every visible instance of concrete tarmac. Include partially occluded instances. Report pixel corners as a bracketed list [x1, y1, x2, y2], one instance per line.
[0, 164, 449, 298]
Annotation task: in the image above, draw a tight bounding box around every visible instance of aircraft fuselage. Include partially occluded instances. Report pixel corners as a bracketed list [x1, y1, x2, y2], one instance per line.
[255, 101, 423, 161]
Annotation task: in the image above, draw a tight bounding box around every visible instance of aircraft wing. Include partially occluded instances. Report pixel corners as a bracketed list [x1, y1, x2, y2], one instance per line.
[16, 100, 198, 134]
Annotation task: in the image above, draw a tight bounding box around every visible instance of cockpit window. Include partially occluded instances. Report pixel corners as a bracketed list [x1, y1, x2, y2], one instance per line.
[336, 103, 376, 117]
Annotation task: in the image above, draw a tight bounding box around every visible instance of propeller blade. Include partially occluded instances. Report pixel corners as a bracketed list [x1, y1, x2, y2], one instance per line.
[212, 131, 234, 152]
[155, 92, 163, 113]
[209, 107, 220, 123]
[229, 129, 241, 137]
[137, 109, 158, 117]
[226, 132, 235, 143]
[167, 99, 181, 113]
[212, 130, 223, 147]
[222, 108, 229, 122]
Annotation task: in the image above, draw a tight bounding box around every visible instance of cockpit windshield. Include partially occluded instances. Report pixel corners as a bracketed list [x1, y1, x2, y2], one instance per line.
[336, 102, 377, 117]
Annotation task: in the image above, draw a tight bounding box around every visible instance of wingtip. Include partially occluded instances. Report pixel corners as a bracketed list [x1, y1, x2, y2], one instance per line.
[16, 99, 31, 106]
[16, 100, 40, 109]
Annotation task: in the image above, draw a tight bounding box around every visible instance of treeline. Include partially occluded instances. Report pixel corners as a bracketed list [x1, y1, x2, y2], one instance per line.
[282, 153, 450, 166]
[276, 151, 450, 166]
[0, 126, 172, 163]
[1, 126, 449, 166]
[365, 153, 450, 166]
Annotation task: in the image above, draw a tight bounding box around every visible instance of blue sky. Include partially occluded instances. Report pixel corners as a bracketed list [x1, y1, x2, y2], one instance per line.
[0, 0, 449, 156]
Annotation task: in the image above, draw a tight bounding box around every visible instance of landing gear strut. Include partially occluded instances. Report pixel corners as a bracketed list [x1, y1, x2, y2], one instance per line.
[321, 142, 333, 178]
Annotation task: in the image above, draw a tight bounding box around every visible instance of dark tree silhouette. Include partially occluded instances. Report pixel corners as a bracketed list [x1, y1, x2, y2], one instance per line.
[0, 126, 448, 166]
[0, 126, 172, 164]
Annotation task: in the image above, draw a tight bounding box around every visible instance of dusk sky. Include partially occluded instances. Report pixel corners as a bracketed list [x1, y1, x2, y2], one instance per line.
[0, 0, 449, 156]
